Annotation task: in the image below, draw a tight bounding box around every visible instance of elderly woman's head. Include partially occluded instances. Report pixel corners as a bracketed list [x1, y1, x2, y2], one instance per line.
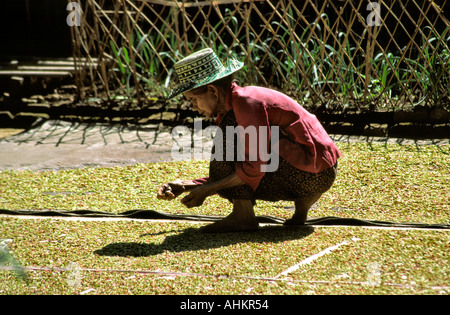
[168, 48, 243, 116]
[183, 74, 233, 118]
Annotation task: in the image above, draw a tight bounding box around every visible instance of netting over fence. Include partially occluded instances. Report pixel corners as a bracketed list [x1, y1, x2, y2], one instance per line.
[70, 0, 450, 111]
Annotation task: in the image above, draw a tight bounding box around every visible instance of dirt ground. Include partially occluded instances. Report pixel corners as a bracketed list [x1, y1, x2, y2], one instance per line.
[0, 118, 449, 172]
[0, 128, 24, 138]
[0, 119, 179, 171]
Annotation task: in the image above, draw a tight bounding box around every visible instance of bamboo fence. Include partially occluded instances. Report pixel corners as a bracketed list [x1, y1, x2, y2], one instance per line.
[70, 0, 450, 111]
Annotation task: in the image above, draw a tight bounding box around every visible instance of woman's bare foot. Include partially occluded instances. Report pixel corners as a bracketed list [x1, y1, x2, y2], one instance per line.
[284, 194, 322, 226]
[200, 199, 258, 233]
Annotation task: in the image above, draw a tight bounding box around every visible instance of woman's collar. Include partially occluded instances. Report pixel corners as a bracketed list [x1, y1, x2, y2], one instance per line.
[225, 82, 238, 111]
[215, 82, 237, 124]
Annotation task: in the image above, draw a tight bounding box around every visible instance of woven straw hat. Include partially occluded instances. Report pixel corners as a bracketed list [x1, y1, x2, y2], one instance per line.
[167, 48, 243, 99]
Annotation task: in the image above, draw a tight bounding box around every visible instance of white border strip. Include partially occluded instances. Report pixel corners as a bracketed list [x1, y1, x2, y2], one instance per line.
[2, 265, 448, 291]
[1, 214, 448, 231]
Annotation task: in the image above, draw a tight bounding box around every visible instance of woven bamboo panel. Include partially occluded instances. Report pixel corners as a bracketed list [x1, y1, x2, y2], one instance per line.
[70, 0, 450, 111]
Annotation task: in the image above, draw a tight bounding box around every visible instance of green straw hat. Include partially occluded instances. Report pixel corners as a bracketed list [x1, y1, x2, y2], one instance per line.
[167, 48, 243, 99]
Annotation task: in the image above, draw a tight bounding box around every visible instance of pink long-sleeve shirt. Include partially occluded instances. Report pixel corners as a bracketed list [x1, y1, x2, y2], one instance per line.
[194, 83, 341, 191]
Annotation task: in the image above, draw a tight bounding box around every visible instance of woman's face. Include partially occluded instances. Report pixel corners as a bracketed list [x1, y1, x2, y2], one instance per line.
[184, 85, 220, 119]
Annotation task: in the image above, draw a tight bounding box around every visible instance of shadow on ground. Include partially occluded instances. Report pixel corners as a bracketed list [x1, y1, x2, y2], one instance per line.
[94, 225, 314, 257]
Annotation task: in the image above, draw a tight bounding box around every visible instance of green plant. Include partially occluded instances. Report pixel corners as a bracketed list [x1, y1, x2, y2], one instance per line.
[105, 4, 449, 111]
[416, 26, 450, 107]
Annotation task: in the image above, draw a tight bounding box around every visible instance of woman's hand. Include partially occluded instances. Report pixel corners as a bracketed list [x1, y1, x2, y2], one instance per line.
[157, 180, 186, 200]
[181, 185, 215, 208]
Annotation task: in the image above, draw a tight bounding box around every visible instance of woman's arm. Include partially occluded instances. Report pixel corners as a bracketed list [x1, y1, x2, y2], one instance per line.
[181, 172, 245, 208]
[204, 172, 245, 193]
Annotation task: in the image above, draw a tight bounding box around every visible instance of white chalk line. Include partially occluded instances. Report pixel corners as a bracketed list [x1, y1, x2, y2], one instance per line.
[274, 239, 355, 279]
